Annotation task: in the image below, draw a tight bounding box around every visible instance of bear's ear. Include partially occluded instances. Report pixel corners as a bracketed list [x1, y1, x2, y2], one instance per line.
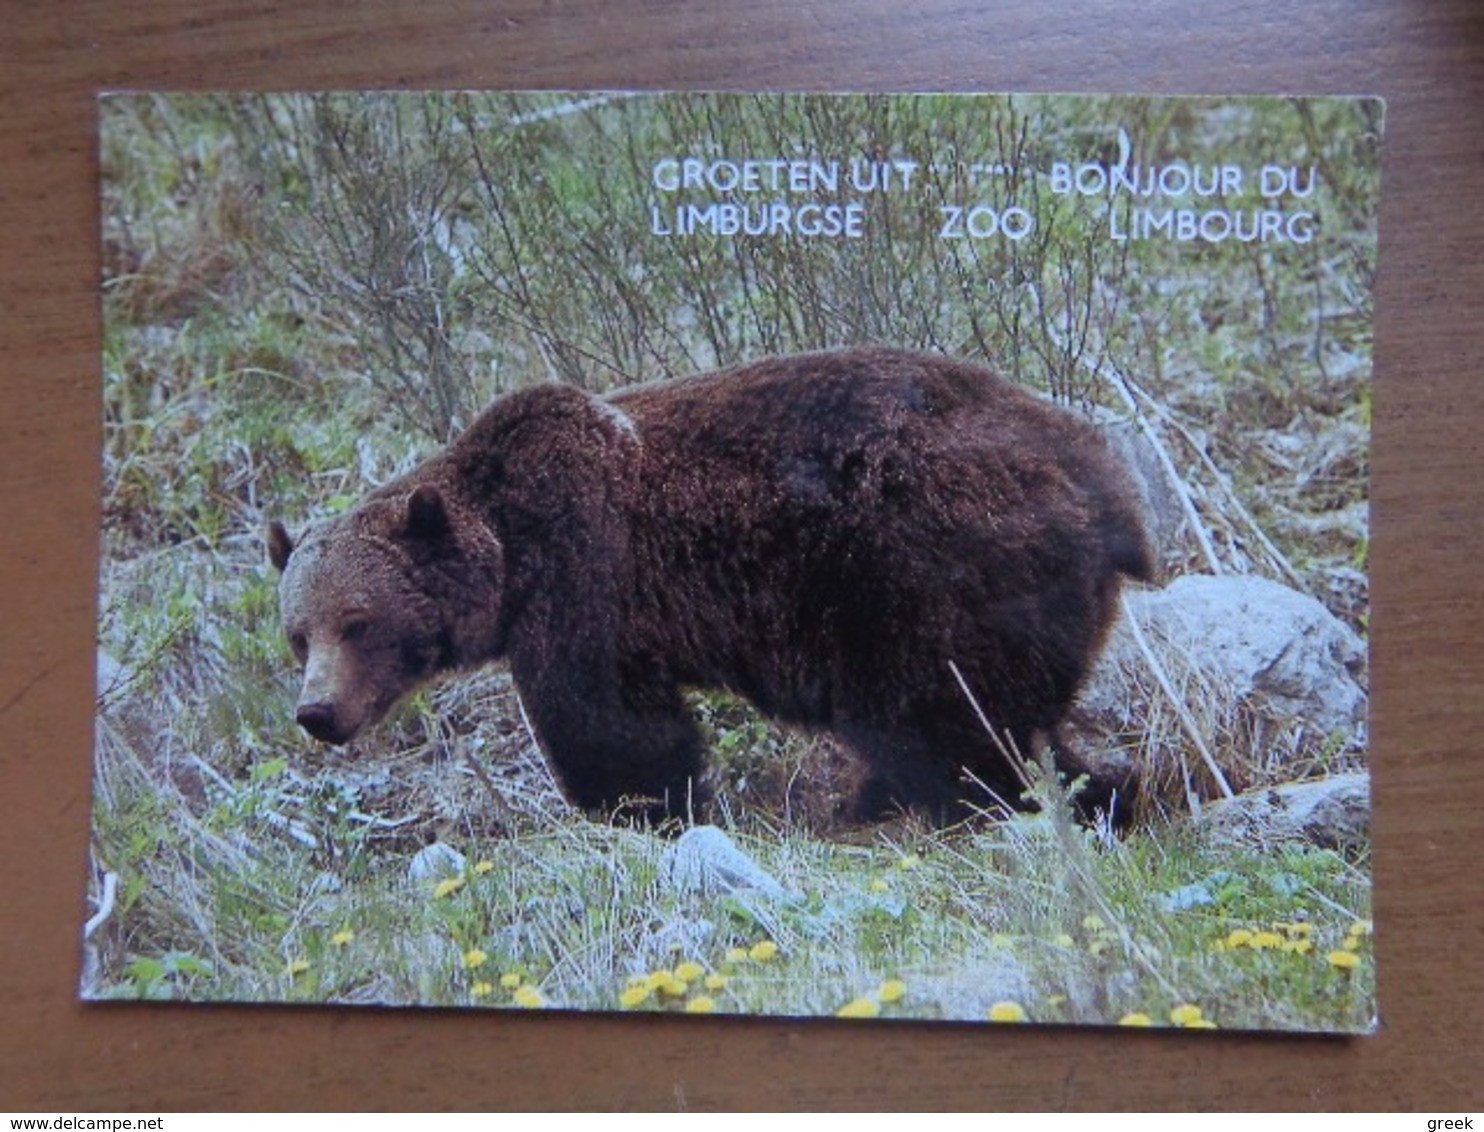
[405, 483, 451, 542]
[267, 521, 295, 572]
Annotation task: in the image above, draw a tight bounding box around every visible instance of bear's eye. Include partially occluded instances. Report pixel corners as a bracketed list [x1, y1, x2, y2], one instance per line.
[342, 619, 369, 642]
[288, 632, 308, 661]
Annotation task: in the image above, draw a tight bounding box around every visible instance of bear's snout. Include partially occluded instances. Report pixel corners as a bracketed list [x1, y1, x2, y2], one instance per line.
[296, 701, 348, 744]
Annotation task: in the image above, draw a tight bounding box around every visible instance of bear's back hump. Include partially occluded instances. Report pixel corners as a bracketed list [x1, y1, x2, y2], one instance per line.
[607, 347, 1037, 452]
[608, 347, 1152, 582]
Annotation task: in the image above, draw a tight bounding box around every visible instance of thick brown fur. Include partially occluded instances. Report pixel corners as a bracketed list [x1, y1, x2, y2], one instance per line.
[270, 347, 1153, 825]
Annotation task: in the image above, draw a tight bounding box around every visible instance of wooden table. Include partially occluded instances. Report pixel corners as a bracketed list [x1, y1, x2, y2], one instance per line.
[2, 0, 1481, 1111]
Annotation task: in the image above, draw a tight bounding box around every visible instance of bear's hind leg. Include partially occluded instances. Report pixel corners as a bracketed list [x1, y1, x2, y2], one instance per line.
[840, 725, 982, 825]
[1048, 730, 1137, 830]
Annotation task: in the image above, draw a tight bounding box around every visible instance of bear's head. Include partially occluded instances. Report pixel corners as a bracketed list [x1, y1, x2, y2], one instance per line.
[269, 483, 504, 746]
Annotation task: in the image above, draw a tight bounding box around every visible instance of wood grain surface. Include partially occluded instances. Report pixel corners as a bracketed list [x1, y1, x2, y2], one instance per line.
[3, 0, 1482, 1112]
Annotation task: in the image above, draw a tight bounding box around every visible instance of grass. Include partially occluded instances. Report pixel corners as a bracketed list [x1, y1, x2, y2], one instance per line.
[86, 705, 1374, 1031]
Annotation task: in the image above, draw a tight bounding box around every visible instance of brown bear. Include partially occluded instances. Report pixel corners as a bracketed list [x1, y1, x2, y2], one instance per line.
[269, 347, 1152, 825]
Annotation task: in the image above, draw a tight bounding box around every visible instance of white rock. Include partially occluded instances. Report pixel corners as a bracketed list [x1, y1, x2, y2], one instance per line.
[1069, 574, 1369, 805]
[1080, 574, 1367, 740]
[660, 825, 792, 900]
[1197, 772, 1370, 851]
[408, 841, 468, 883]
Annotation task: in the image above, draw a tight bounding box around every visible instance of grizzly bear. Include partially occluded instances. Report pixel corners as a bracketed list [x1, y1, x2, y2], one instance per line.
[269, 347, 1152, 825]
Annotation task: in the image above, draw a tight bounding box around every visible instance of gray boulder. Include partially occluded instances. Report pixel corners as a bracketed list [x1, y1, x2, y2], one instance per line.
[659, 825, 794, 901]
[1096, 411, 1190, 578]
[1070, 574, 1368, 803]
[1196, 772, 1370, 853]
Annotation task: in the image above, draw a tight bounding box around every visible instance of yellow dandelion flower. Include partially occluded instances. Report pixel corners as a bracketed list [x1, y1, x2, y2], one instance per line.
[512, 985, 546, 1008]
[433, 877, 465, 899]
[619, 985, 651, 1009]
[1053, 933, 1075, 948]
[1288, 921, 1315, 937]
[869, 878, 890, 893]
[674, 961, 705, 982]
[500, 972, 522, 989]
[898, 853, 922, 870]
[1328, 950, 1362, 971]
[725, 946, 749, 963]
[836, 997, 881, 1019]
[1081, 914, 1107, 932]
[1281, 939, 1314, 955]
[1350, 919, 1373, 937]
[704, 973, 729, 991]
[878, 979, 907, 1004]
[464, 948, 488, 969]
[1189, 1019, 1219, 1029]
[1225, 928, 1254, 949]
[749, 940, 780, 962]
[1342, 934, 1364, 952]
[1168, 1003, 1203, 1026]
[474, 859, 495, 875]
[685, 996, 717, 1014]
[1089, 939, 1110, 958]
[1251, 931, 1284, 950]
[988, 1001, 1028, 1023]
[331, 930, 355, 947]
[1118, 1012, 1153, 1027]
[286, 959, 310, 977]
[658, 973, 688, 997]
[470, 981, 494, 998]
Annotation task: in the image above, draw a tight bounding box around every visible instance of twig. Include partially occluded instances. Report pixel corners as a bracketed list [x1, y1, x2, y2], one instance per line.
[1100, 364, 1224, 575]
[1123, 375, 1308, 590]
[460, 742, 519, 831]
[947, 659, 1033, 793]
[84, 870, 119, 940]
[1120, 592, 1236, 802]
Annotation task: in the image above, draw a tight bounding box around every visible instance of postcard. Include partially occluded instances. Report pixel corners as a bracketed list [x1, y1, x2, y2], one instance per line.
[89, 91, 1379, 1030]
